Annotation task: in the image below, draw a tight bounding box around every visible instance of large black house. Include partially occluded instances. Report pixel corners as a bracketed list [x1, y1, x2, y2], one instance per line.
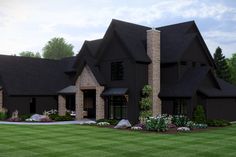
[0, 19, 236, 123]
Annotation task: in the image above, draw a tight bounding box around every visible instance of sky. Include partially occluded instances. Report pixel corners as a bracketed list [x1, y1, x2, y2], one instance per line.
[0, 0, 236, 58]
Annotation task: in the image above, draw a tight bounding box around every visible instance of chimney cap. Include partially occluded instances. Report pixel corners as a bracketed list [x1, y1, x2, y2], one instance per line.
[147, 27, 160, 32]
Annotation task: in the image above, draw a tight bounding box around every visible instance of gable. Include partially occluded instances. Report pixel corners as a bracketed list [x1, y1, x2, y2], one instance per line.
[181, 38, 212, 66]
[76, 65, 99, 88]
[99, 33, 132, 62]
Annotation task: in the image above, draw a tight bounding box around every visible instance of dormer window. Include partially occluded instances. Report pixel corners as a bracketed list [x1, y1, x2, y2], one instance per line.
[111, 62, 124, 81]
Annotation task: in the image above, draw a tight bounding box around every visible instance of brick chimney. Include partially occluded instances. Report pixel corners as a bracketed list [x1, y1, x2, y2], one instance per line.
[147, 28, 161, 116]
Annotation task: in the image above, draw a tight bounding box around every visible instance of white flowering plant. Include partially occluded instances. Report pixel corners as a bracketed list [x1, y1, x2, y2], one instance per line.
[97, 122, 110, 126]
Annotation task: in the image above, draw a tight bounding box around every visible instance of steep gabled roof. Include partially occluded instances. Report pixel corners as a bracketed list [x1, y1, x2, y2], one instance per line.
[160, 66, 210, 97]
[199, 78, 236, 97]
[0, 55, 73, 95]
[95, 19, 151, 63]
[74, 40, 105, 85]
[94, 19, 213, 65]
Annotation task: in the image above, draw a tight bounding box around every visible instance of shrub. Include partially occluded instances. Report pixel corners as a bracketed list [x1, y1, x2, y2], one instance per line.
[172, 115, 188, 127]
[97, 122, 110, 126]
[49, 114, 73, 121]
[96, 119, 119, 125]
[146, 116, 168, 132]
[19, 114, 31, 121]
[186, 121, 195, 130]
[139, 85, 152, 121]
[139, 98, 152, 110]
[142, 85, 152, 96]
[194, 123, 208, 129]
[207, 119, 231, 127]
[193, 105, 206, 124]
[8, 110, 21, 122]
[0, 108, 8, 120]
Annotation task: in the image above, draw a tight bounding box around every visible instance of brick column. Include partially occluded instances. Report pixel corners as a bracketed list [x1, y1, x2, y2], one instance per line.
[58, 95, 66, 116]
[0, 90, 3, 110]
[75, 86, 84, 120]
[96, 86, 105, 120]
[147, 28, 162, 116]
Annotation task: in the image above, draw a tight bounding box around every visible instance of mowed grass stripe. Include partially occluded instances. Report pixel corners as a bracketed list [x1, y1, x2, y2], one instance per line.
[0, 124, 236, 157]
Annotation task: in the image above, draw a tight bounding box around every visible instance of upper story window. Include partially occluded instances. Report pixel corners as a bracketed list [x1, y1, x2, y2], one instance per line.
[111, 61, 124, 81]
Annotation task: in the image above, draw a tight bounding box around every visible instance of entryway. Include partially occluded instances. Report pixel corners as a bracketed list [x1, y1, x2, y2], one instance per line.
[83, 90, 96, 118]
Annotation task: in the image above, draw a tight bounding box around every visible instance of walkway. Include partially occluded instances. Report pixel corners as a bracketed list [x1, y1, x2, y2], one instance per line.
[0, 119, 96, 125]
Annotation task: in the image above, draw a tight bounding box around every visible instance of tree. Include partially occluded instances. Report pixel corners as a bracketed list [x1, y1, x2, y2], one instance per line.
[19, 51, 41, 58]
[213, 47, 231, 82]
[193, 105, 206, 124]
[227, 53, 236, 85]
[42, 37, 74, 60]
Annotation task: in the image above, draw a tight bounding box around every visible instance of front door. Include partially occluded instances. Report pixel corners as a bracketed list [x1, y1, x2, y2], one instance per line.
[83, 90, 96, 118]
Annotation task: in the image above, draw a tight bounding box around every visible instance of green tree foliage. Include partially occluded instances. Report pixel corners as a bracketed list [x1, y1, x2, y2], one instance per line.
[193, 105, 206, 124]
[227, 53, 236, 85]
[213, 47, 231, 82]
[42, 37, 74, 60]
[19, 51, 41, 58]
[139, 85, 152, 120]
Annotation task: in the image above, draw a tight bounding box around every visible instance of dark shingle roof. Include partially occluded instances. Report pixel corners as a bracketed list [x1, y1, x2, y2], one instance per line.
[95, 19, 203, 64]
[199, 78, 236, 97]
[0, 55, 73, 95]
[160, 66, 210, 97]
[73, 40, 105, 85]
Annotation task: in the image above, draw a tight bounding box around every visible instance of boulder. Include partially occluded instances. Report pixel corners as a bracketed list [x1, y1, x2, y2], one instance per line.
[26, 114, 47, 122]
[177, 127, 190, 132]
[114, 119, 131, 129]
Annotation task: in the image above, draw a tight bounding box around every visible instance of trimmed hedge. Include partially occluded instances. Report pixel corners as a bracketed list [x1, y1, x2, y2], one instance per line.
[96, 119, 119, 125]
[207, 119, 231, 127]
[49, 114, 73, 121]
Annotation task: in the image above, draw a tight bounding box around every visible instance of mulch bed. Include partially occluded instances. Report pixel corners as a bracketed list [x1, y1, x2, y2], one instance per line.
[95, 125, 225, 134]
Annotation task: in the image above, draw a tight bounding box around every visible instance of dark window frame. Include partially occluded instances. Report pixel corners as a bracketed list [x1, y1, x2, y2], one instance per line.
[108, 96, 127, 119]
[174, 99, 187, 115]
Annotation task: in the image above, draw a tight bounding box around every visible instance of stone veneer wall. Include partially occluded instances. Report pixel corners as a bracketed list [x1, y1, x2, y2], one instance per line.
[147, 28, 162, 116]
[58, 95, 66, 116]
[75, 65, 105, 120]
[0, 90, 3, 110]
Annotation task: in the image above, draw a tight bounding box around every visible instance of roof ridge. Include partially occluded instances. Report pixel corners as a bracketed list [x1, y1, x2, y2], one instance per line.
[0, 54, 60, 62]
[157, 20, 195, 29]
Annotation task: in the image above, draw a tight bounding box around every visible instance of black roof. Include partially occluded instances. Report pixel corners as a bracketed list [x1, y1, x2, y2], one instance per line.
[0, 55, 73, 95]
[199, 78, 236, 97]
[160, 66, 210, 97]
[0, 19, 233, 98]
[93, 19, 214, 65]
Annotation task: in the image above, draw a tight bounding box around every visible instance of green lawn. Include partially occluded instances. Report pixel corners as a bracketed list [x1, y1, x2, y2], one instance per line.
[0, 124, 236, 157]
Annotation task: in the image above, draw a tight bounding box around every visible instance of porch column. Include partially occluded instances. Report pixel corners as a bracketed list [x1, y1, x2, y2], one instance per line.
[58, 95, 66, 116]
[96, 86, 105, 120]
[0, 90, 3, 110]
[76, 88, 84, 120]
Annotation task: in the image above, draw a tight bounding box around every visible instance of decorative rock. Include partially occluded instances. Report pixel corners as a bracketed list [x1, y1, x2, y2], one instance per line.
[26, 114, 47, 122]
[177, 127, 190, 132]
[114, 119, 131, 129]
